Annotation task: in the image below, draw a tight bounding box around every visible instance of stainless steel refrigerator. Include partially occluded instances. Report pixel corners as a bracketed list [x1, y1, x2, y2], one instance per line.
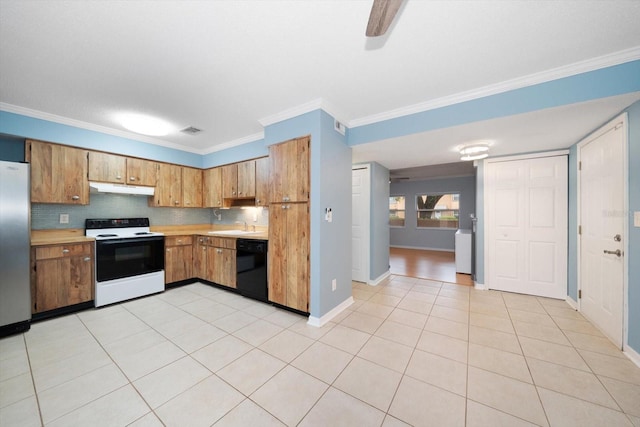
[0, 160, 31, 336]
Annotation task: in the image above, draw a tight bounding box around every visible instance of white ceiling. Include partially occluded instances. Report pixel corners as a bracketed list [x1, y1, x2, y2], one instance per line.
[1, 1, 640, 170]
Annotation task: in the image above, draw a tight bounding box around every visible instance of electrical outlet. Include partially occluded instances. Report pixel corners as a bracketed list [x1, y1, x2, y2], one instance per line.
[331, 279, 337, 291]
[635, 211, 640, 227]
[59, 214, 69, 224]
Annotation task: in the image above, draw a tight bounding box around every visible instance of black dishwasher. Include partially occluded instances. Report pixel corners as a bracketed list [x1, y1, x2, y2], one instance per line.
[236, 239, 268, 302]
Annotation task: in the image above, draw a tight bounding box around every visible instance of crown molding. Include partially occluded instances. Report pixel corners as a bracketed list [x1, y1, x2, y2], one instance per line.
[258, 97, 347, 129]
[0, 102, 206, 154]
[349, 46, 640, 128]
[202, 132, 265, 154]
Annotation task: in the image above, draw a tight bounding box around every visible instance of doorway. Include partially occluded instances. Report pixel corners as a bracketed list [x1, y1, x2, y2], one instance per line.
[352, 165, 370, 283]
[578, 113, 627, 349]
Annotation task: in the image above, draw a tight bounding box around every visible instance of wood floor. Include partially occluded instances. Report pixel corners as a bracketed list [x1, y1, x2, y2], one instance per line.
[389, 247, 473, 286]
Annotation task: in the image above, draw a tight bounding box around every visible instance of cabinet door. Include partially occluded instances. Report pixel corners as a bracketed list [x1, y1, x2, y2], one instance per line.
[88, 152, 126, 183]
[182, 167, 203, 208]
[218, 248, 236, 288]
[222, 164, 237, 199]
[285, 203, 310, 312]
[67, 254, 93, 305]
[154, 163, 182, 207]
[165, 244, 193, 283]
[127, 158, 158, 186]
[203, 167, 223, 207]
[34, 258, 68, 313]
[29, 141, 89, 204]
[255, 156, 269, 206]
[237, 160, 255, 198]
[193, 238, 208, 279]
[269, 136, 309, 203]
[268, 202, 288, 306]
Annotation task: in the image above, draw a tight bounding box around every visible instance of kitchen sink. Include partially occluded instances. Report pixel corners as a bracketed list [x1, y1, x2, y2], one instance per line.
[208, 230, 260, 235]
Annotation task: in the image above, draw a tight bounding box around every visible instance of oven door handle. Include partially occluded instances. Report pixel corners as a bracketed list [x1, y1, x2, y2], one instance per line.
[96, 236, 164, 246]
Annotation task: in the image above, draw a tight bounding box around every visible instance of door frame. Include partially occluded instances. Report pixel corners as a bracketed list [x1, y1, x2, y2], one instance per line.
[577, 112, 629, 350]
[352, 164, 371, 283]
[483, 150, 569, 294]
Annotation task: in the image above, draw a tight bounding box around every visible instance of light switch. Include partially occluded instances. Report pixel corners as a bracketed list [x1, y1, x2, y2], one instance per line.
[635, 211, 640, 228]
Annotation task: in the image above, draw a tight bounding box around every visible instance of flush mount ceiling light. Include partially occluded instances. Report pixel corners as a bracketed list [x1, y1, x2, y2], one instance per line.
[459, 142, 490, 161]
[120, 113, 173, 136]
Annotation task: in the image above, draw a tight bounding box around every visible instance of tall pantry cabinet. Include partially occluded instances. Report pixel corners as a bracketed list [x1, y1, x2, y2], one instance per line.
[268, 136, 310, 313]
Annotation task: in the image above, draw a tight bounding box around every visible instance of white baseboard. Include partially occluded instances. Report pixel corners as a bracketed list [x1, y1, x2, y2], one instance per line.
[624, 344, 640, 368]
[565, 296, 578, 310]
[390, 245, 454, 253]
[369, 270, 391, 286]
[473, 281, 486, 290]
[307, 296, 354, 328]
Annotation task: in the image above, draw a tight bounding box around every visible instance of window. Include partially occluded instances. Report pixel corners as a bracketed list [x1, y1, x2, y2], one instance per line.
[389, 196, 405, 227]
[416, 193, 459, 229]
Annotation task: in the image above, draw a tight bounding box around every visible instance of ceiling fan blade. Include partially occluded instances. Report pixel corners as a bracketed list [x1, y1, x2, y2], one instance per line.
[366, 0, 403, 37]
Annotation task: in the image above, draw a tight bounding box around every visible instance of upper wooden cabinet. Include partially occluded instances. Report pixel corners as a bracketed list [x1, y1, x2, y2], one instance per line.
[28, 140, 89, 205]
[182, 167, 203, 208]
[88, 152, 127, 183]
[153, 163, 182, 207]
[255, 156, 269, 207]
[222, 164, 238, 199]
[203, 167, 223, 208]
[269, 136, 310, 203]
[237, 160, 256, 198]
[127, 158, 158, 187]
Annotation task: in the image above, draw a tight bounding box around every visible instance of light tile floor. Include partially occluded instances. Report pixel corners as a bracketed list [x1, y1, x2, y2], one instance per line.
[1, 277, 640, 426]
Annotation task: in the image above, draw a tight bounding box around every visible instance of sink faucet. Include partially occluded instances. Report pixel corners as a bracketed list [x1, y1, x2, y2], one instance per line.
[251, 225, 256, 232]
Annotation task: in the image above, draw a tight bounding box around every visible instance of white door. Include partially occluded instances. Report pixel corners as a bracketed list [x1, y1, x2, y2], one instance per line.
[486, 155, 568, 299]
[352, 166, 370, 283]
[579, 116, 626, 348]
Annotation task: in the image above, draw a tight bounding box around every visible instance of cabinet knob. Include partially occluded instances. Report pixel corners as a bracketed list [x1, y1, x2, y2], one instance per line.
[83, 257, 91, 262]
[256, 199, 260, 204]
[130, 177, 136, 181]
[177, 239, 182, 243]
[174, 200, 179, 205]
[116, 175, 122, 180]
[232, 191, 236, 195]
[167, 249, 170, 252]
[217, 249, 222, 253]
[283, 196, 290, 202]
[62, 249, 70, 254]
[71, 195, 80, 200]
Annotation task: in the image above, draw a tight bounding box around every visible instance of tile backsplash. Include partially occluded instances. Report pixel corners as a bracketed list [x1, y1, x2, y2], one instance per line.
[31, 193, 269, 229]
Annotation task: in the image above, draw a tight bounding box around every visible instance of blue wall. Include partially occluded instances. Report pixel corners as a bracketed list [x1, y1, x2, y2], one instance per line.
[0, 111, 203, 167]
[626, 101, 640, 352]
[202, 139, 268, 168]
[390, 175, 476, 251]
[370, 162, 390, 281]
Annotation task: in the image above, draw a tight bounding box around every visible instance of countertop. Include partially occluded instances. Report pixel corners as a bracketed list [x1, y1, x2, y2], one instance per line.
[31, 224, 268, 246]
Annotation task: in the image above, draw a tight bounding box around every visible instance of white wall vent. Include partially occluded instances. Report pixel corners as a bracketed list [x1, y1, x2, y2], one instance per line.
[334, 120, 346, 135]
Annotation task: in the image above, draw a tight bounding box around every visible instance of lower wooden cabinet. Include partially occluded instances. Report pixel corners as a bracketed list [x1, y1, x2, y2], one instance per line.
[268, 202, 309, 312]
[164, 235, 193, 283]
[193, 236, 236, 288]
[31, 243, 94, 313]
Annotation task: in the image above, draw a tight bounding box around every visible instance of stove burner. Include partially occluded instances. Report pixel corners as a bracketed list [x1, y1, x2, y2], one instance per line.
[135, 232, 152, 235]
[97, 234, 118, 238]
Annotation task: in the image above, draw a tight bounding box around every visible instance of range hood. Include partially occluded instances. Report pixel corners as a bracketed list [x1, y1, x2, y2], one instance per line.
[89, 182, 154, 196]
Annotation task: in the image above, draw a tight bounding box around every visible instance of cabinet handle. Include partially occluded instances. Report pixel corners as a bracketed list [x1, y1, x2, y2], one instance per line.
[71, 195, 80, 200]
[116, 175, 122, 180]
[62, 249, 70, 254]
[174, 200, 179, 205]
[83, 257, 91, 262]
[130, 177, 136, 181]
[177, 239, 182, 243]
[217, 249, 222, 253]
[256, 199, 260, 204]
[283, 196, 290, 202]
[232, 191, 236, 195]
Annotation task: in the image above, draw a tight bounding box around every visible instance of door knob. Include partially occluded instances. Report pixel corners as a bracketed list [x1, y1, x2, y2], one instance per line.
[604, 249, 622, 257]
[614, 234, 621, 242]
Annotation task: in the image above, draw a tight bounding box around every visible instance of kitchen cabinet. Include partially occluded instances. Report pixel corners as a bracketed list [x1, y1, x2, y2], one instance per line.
[255, 156, 269, 207]
[268, 202, 309, 312]
[88, 152, 127, 183]
[27, 140, 89, 205]
[127, 158, 158, 186]
[152, 163, 182, 207]
[222, 164, 238, 200]
[193, 236, 236, 288]
[269, 136, 310, 203]
[203, 167, 223, 207]
[222, 160, 256, 202]
[182, 167, 203, 208]
[165, 236, 193, 283]
[31, 243, 93, 313]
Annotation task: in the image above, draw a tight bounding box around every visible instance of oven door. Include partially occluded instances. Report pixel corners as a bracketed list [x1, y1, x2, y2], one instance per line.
[95, 236, 164, 282]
